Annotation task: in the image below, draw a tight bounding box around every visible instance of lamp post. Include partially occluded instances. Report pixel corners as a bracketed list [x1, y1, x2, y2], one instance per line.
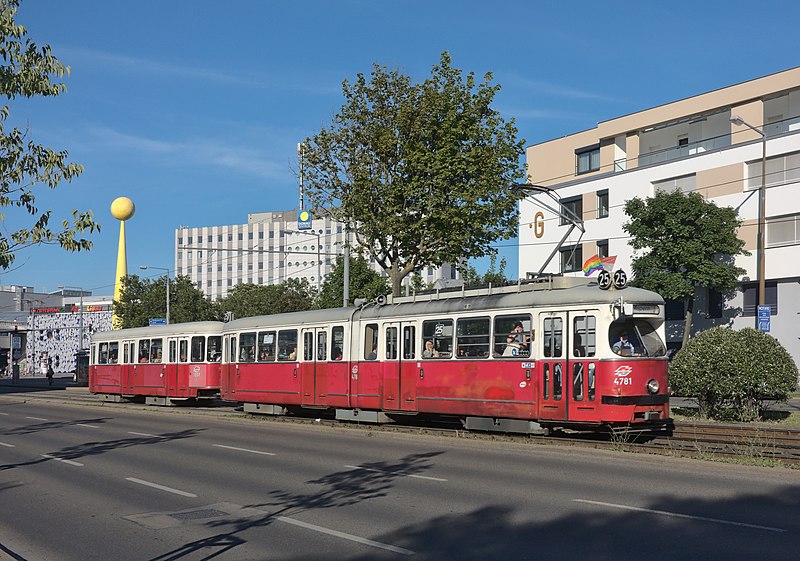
[139, 265, 170, 324]
[730, 115, 767, 308]
[59, 285, 84, 350]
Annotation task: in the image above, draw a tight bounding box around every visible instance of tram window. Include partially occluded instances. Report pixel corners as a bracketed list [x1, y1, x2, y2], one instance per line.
[422, 319, 453, 358]
[228, 337, 237, 362]
[123, 343, 130, 364]
[107, 342, 118, 364]
[456, 317, 490, 358]
[543, 364, 550, 399]
[553, 363, 563, 400]
[317, 331, 327, 361]
[258, 331, 276, 361]
[543, 317, 563, 358]
[99, 342, 109, 364]
[91, 345, 96, 365]
[331, 326, 344, 361]
[207, 336, 222, 362]
[169, 340, 177, 363]
[573, 363, 584, 401]
[277, 330, 298, 361]
[386, 327, 398, 360]
[609, 319, 666, 357]
[150, 339, 164, 363]
[190, 337, 203, 362]
[304, 332, 314, 361]
[403, 326, 415, 359]
[239, 332, 256, 362]
[364, 323, 378, 360]
[572, 316, 596, 357]
[493, 314, 532, 358]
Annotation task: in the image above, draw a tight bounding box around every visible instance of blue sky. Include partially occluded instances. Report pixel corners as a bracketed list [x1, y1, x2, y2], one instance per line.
[3, 0, 799, 296]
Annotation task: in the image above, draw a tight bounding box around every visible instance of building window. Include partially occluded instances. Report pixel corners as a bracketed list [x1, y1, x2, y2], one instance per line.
[742, 282, 777, 316]
[177, 237, 183, 245]
[227, 234, 233, 241]
[767, 213, 800, 247]
[248, 233, 253, 240]
[596, 239, 609, 258]
[238, 233, 243, 241]
[258, 232, 264, 239]
[560, 195, 583, 225]
[747, 151, 800, 190]
[653, 174, 696, 194]
[208, 235, 213, 242]
[576, 145, 600, 174]
[707, 288, 723, 319]
[597, 190, 609, 219]
[665, 299, 685, 320]
[560, 244, 582, 273]
[217, 234, 222, 242]
[188, 237, 193, 244]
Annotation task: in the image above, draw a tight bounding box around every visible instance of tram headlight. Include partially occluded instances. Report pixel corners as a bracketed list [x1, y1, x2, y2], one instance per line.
[646, 379, 660, 394]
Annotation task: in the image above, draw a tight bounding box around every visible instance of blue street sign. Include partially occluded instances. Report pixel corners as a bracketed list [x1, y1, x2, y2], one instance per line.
[149, 318, 166, 326]
[298, 210, 312, 230]
[757, 305, 770, 333]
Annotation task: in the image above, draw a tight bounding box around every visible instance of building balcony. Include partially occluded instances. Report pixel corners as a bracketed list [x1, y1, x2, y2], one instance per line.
[638, 134, 732, 167]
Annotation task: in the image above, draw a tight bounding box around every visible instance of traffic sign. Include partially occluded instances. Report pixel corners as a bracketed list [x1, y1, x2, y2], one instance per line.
[149, 318, 166, 326]
[757, 305, 770, 333]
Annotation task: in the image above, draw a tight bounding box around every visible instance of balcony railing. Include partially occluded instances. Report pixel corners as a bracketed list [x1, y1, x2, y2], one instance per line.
[638, 134, 732, 167]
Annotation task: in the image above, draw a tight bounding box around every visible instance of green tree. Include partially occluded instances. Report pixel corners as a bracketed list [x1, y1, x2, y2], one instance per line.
[303, 51, 525, 297]
[0, 0, 99, 268]
[316, 254, 389, 309]
[218, 278, 315, 319]
[670, 327, 798, 421]
[113, 274, 218, 328]
[462, 254, 508, 287]
[623, 190, 747, 347]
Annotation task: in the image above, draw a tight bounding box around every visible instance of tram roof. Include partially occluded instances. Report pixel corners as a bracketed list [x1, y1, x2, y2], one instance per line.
[223, 280, 663, 331]
[92, 321, 224, 342]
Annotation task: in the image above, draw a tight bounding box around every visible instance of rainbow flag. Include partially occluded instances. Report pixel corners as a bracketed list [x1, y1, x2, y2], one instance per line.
[582, 254, 603, 276]
[601, 255, 617, 271]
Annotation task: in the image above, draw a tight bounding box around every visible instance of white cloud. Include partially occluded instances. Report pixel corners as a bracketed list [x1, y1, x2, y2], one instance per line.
[501, 73, 623, 103]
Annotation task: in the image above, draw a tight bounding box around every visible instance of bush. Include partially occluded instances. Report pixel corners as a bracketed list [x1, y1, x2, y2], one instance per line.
[669, 327, 799, 422]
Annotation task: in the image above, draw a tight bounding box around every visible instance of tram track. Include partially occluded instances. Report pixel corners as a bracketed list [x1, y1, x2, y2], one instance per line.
[6, 388, 800, 467]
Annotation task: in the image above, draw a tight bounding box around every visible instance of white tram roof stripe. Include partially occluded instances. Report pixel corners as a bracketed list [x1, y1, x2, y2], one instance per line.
[92, 321, 224, 342]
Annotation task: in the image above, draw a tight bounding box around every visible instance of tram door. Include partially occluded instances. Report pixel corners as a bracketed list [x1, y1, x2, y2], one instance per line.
[165, 338, 179, 396]
[381, 322, 402, 410]
[539, 313, 567, 420]
[300, 328, 324, 406]
[221, 334, 237, 401]
[121, 340, 135, 394]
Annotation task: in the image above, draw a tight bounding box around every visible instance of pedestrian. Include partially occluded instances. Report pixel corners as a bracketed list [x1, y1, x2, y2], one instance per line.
[46, 364, 54, 385]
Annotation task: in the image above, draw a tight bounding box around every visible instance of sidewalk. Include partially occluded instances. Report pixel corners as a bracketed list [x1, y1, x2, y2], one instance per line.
[0, 372, 83, 391]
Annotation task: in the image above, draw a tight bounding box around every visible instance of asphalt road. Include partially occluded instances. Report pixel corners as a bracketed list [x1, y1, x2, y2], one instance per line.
[0, 391, 799, 560]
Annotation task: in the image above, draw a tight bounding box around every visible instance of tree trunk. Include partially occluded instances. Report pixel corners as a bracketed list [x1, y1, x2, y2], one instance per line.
[681, 291, 696, 349]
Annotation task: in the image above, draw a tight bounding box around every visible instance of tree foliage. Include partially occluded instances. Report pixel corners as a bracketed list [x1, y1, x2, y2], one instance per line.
[113, 274, 218, 328]
[670, 327, 798, 421]
[0, 0, 99, 268]
[316, 254, 389, 309]
[303, 51, 525, 296]
[217, 278, 315, 319]
[462, 254, 508, 287]
[623, 190, 747, 346]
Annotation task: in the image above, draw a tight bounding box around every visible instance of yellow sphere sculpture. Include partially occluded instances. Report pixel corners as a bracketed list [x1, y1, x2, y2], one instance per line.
[111, 197, 135, 329]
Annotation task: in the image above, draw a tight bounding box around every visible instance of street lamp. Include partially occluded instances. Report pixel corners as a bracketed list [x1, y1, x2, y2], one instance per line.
[139, 265, 170, 324]
[730, 115, 767, 308]
[59, 285, 84, 350]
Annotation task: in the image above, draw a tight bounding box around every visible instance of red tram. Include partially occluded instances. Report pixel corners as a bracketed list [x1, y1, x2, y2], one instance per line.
[89, 322, 223, 405]
[221, 278, 671, 434]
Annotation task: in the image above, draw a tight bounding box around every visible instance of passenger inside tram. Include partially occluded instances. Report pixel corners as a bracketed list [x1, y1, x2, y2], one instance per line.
[609, 319, 666, 357]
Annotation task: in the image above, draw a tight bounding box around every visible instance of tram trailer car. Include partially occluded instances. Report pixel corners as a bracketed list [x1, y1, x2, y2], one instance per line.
[89, 321, 223, 405]
[221, 278, 671, 434]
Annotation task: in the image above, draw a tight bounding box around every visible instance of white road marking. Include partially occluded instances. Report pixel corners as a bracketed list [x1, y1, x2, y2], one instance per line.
[77, 423, 99, 428]
[128, 431, 161, 438]
[41, 454, 83, 467]
[26, 416, 48, 421]
[276, 516, 414, 556]
[573, 499, 786, 533]
[125, 477, 197, 498]
[212, 444, 276, 456]
[0, 412, 8, 415]
[345, 464, 448, 482]
[0, 442, 15, 447]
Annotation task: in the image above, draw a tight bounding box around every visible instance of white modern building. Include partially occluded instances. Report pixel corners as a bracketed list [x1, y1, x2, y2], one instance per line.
[521, 67, 800, 364]
[175, 210, 461, 301]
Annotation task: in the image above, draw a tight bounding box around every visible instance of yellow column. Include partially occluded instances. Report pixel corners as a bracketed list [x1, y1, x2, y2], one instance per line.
[110, 197, 135, 329]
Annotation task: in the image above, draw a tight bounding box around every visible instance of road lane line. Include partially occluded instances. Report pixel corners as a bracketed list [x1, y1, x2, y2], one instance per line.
[77, 423, 99, 428]
[212, 444, 276, 456]
[0, 442, 14, 447]
[345, 464, 447, 482]
[0, 412, 8, 415]
[573, 499, 785, 533]
[276, 516, 414, 556]
[26, 416, 48, 421]
[41, 454, 83, 467]
[128, 431, 161, 438]
[125, 477, 197, 497]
